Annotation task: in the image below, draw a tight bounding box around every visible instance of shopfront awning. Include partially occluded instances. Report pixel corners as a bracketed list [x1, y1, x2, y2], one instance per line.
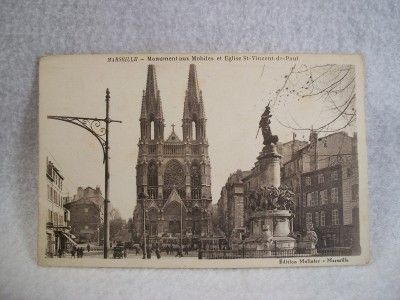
[61, 232, 78, 246]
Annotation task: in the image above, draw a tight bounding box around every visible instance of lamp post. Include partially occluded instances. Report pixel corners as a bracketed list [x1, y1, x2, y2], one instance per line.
[48, 88, 121, 259]
[180, 191, 183, 257]
[142, 192, 148, 259]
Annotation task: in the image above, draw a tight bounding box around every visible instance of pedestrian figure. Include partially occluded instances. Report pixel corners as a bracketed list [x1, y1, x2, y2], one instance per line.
[155, 246, 161, 259]
[135, 246, 139, 256]
[124, 248, 127, 258]
[166, 246, 170, 255]
[87, 243, 90, 252]
[146, 246, 151, 259]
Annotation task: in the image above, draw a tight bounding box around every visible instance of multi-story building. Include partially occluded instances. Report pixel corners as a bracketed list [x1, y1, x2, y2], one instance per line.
[218, 129, 359, 252]
[217, 170, 249, 241]
[134, 64, 213, 246]
[217, 187, 228, 236]
[45, 157, 70, 257]
[280, 137, 313, 231]
[281, 131, 359, 251]
[277, 137, 308, 166]
[64, 186, 104, 244]
[301, 165, 344, 247]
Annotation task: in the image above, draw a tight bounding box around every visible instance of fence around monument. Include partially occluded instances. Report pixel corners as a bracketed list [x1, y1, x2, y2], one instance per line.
[202, 247, 353, 259]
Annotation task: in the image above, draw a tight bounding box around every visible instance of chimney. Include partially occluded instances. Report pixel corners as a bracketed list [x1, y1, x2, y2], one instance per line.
[309, 128, 318, 171]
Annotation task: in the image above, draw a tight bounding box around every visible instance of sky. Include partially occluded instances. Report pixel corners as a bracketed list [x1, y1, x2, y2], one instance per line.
[39, 54, 359, 219]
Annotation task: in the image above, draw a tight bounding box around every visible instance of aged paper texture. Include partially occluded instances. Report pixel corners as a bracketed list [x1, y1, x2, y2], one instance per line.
[38, 53, 369, 268]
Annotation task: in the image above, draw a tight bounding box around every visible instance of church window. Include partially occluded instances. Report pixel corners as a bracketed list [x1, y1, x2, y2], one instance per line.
[150, 120, 155, 140]
[163, 160, 185, 199]
[192, 120, 196, 140]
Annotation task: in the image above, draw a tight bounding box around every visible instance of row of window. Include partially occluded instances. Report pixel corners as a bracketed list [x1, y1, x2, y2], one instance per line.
[46, 165, 63, 189]
[304, 188, 339, 207]
[304, 170, 339, 186]
[47, 185, 64, 207]
[306, 209, 340, 227]
[47, 210, 64, 226]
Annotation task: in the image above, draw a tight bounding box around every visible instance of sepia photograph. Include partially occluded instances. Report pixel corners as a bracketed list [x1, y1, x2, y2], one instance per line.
[38, 53, 368, 268]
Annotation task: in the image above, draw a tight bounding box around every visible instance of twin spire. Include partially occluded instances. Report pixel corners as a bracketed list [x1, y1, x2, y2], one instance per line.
[184, 64, 205, 120]
[140, 65, 164, 120]
[140, 64, 207, 141]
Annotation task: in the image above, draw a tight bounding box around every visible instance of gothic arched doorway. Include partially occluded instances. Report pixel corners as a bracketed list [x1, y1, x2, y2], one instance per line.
[164, 201, 183, 234]
[191, 207, 202, 236]
[147, 208, 158, 236]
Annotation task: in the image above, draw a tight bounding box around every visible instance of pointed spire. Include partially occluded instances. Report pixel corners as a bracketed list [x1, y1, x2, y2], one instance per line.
[183, 64, 205, 120]
[145, 65, 158, 101]
[183, 91, 190, 119]
[187, 64, 200, 101]
[156, 90, 164, 119]
[142, 65, 164, 120]
[198, 91, 205, 119]
[140, 91, 147, 119]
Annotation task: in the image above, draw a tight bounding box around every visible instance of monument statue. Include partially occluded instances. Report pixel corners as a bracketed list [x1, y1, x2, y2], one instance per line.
[248, 186, 295, 211]
[258, 105, 279, 146]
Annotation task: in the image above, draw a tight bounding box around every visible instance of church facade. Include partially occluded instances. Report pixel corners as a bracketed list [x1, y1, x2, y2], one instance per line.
[134, 64, 212, 244]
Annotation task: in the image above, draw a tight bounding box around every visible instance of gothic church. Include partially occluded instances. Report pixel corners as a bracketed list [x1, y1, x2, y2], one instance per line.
[134, 64, 212, 242]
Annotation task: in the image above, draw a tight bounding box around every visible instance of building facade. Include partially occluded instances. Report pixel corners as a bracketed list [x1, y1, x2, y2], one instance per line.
[217, 170, 248, 241]
[281, 131, 360, 251]
[134, 64, 212, 245]
[45, 157, 70, 257]
[64, 186, 104, 244]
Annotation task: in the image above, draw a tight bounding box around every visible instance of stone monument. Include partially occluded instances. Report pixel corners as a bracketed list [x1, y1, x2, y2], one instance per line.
[245, 105, 296, 251]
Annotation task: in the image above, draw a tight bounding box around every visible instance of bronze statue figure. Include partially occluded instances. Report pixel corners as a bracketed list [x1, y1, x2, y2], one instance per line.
[258, 105, 279, 146]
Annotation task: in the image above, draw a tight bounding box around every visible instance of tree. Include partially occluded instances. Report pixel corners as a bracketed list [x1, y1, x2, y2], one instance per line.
[109, 207, 124, 242]
[271, 64, 356, 134]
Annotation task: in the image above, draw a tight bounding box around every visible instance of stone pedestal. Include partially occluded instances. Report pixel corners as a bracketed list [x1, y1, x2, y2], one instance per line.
[257, 144, 282, 188]
[272, 236, 297, 250]
[246, 209, 295, 251]
[272, 210, 292, 237]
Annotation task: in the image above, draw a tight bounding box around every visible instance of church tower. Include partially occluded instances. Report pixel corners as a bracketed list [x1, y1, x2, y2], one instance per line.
[139, 65, 165, 141]
[135, 64, 212, 244]
[182, 64, 207, 142]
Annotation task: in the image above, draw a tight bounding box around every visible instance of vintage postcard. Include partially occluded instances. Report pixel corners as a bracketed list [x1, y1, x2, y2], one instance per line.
[38, 53, 369, 268]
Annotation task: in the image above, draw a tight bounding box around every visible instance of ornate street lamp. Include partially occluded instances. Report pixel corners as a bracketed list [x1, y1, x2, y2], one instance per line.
[48, 88, 121, 259]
